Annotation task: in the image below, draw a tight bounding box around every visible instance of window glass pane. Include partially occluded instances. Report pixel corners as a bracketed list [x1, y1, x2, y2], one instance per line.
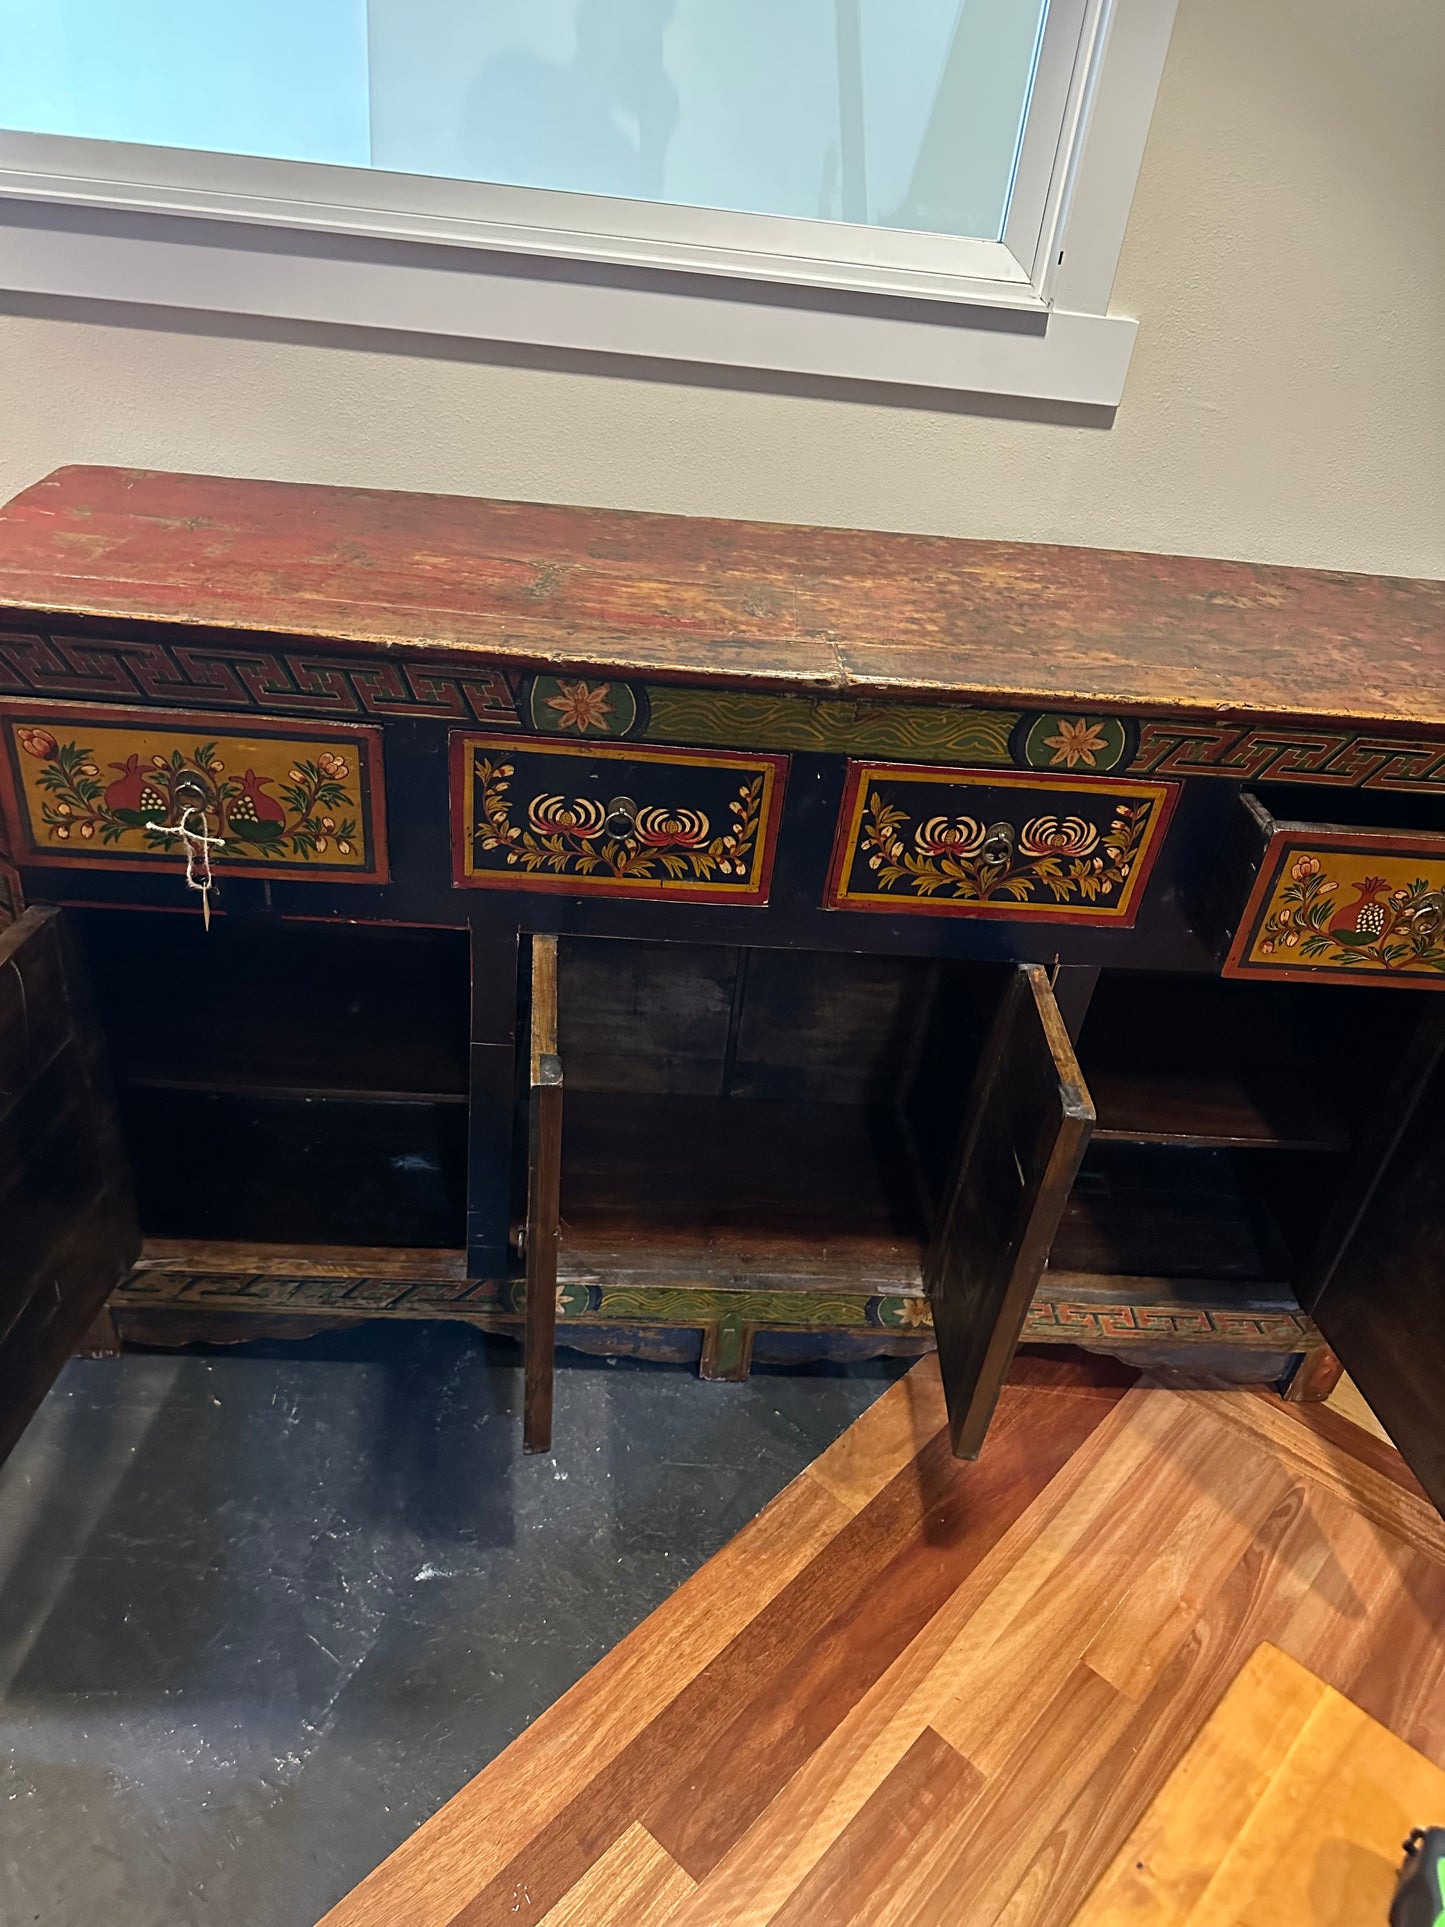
[0, 0, 372, 167]
[0, 0, 1051, 243]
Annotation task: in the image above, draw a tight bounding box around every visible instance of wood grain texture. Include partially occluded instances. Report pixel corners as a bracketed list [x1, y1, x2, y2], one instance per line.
[3, 468, 1444, 725]
[1324, 1371, 1390, 1440]
[0, 906, 139, 1466]
[320, 1353, 1445, 1927]
[805, 1356, 951, 1515]
[927, 964, 1094, 1457]
[1308, 1016, 1445, 1511]
[133, 1239, 470, 1281]
[766, 1729, 983, 1927]
[527, 1823, 694, 1927]
[1177, 1388, 1445, 1557]
[524, 934, 561, 1454]
[1075, 1642, 1445, 1925]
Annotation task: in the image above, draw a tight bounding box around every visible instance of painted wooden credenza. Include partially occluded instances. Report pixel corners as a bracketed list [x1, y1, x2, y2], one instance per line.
[1, 468, 1442, 1500]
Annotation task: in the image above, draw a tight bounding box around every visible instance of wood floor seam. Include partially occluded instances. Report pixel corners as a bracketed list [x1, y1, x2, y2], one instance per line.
[1178, 1391, 1445, 1560]
[659, 1387, 1148, 1926]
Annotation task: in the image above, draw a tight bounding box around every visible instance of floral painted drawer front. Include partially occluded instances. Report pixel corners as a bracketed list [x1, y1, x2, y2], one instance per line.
[1224, 831, 1445, 987]
[0, 702, 388, 882]
[452, 734, 788, 903]
[825, 764, 1179, 923]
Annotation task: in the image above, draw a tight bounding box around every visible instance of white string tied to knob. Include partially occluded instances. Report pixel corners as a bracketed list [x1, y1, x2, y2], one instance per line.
[146, 805, 226, 928]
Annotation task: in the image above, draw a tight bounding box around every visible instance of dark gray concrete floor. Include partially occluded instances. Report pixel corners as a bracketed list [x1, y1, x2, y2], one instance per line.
[0, 1326, 904, 1926]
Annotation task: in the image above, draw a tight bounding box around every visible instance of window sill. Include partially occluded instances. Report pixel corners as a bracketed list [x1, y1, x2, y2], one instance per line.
[0, 194, 1136, 408]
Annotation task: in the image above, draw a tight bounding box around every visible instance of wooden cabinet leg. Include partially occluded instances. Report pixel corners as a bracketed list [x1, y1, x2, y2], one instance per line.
[75, 1305, 122, 1359]
[700, 1316, 755, 1382]
[1279, 1344, 1344, 1403]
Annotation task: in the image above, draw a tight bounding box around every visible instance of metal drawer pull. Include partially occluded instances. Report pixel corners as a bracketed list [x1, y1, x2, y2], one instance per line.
[145, 780, 225, 930]
[1407, 890, 1445, 944]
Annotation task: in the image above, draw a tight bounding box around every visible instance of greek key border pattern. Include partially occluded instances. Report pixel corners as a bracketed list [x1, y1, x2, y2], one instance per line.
[0, 630, 522, 724]
[1026, 1300, 1318, 1345]
[1132, 719, 1445, 791]
[4, 631, 1442, 795]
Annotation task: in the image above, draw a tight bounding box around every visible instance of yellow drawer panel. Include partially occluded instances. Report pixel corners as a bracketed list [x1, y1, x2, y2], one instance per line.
[1224, 804, 1445, 987]
[0, 701, 388, 882]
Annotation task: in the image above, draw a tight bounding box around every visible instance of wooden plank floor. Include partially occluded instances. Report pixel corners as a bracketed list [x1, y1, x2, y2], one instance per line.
[320, 1358, 1445, 1927]
[1076, 1641, 1445, 1923]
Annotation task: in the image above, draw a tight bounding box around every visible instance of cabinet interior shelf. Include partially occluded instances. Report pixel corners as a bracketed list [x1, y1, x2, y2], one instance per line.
[1073, 972, 1418, 1159]
[1087, 1069, 1350, 1152]
[118, 1073, 470, 1106]
[558, 1091, 928, 1287]
[73, 909, 472, 1106]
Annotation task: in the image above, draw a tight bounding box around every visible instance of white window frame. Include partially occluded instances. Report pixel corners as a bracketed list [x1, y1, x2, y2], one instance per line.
[0, 0, 1178, 405]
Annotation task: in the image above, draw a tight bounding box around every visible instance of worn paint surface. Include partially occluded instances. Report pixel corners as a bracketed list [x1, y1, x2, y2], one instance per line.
[109, 1265, 1322, 1354]
[0, 467, 1442, 726]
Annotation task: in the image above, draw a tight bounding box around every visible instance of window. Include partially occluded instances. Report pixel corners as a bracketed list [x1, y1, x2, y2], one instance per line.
[0, 1, 1180, 402]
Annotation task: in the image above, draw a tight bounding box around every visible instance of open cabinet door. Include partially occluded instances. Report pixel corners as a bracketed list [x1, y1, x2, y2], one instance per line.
[1306, 1005, 1445, 1511]
[926, 963, 1095, 1460]
[523, 934, 563, 1454]
[0, 906, 139, 1467]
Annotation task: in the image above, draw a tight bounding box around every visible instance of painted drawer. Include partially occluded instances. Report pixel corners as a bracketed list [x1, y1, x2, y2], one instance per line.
[824, 763, 1178, 923]
[0, 701, 388, 882]
[452, 733, 787, 904]
[1222, 794, 1445, 988]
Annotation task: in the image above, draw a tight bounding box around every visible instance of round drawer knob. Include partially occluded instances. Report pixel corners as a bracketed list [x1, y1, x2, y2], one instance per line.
[174, 779, 210, 814]
[603, 795, 638, 837]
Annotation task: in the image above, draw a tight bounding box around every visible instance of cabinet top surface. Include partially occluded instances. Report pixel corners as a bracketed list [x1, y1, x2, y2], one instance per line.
[0, 465, 1442, 729]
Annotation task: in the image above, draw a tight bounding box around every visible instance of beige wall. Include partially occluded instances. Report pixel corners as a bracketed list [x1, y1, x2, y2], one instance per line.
[1, 0, 1441, 578]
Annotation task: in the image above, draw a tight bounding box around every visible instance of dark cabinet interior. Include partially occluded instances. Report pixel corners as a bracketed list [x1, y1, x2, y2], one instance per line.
[1065, 972, 1424, 1298]
[70, 909, 472, 1249]
[0, 909, 138, 1463]
[1, 903, 1437, 1504]
[551, 936, 1004, 1283]
[1244, 784, 1445, 835]
[58, 909, 1438, 1350]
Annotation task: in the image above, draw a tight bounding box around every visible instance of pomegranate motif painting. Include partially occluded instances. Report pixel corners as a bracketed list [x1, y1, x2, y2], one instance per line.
[1247, 849, 1445, 980]
[1, 708, 385, 879]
